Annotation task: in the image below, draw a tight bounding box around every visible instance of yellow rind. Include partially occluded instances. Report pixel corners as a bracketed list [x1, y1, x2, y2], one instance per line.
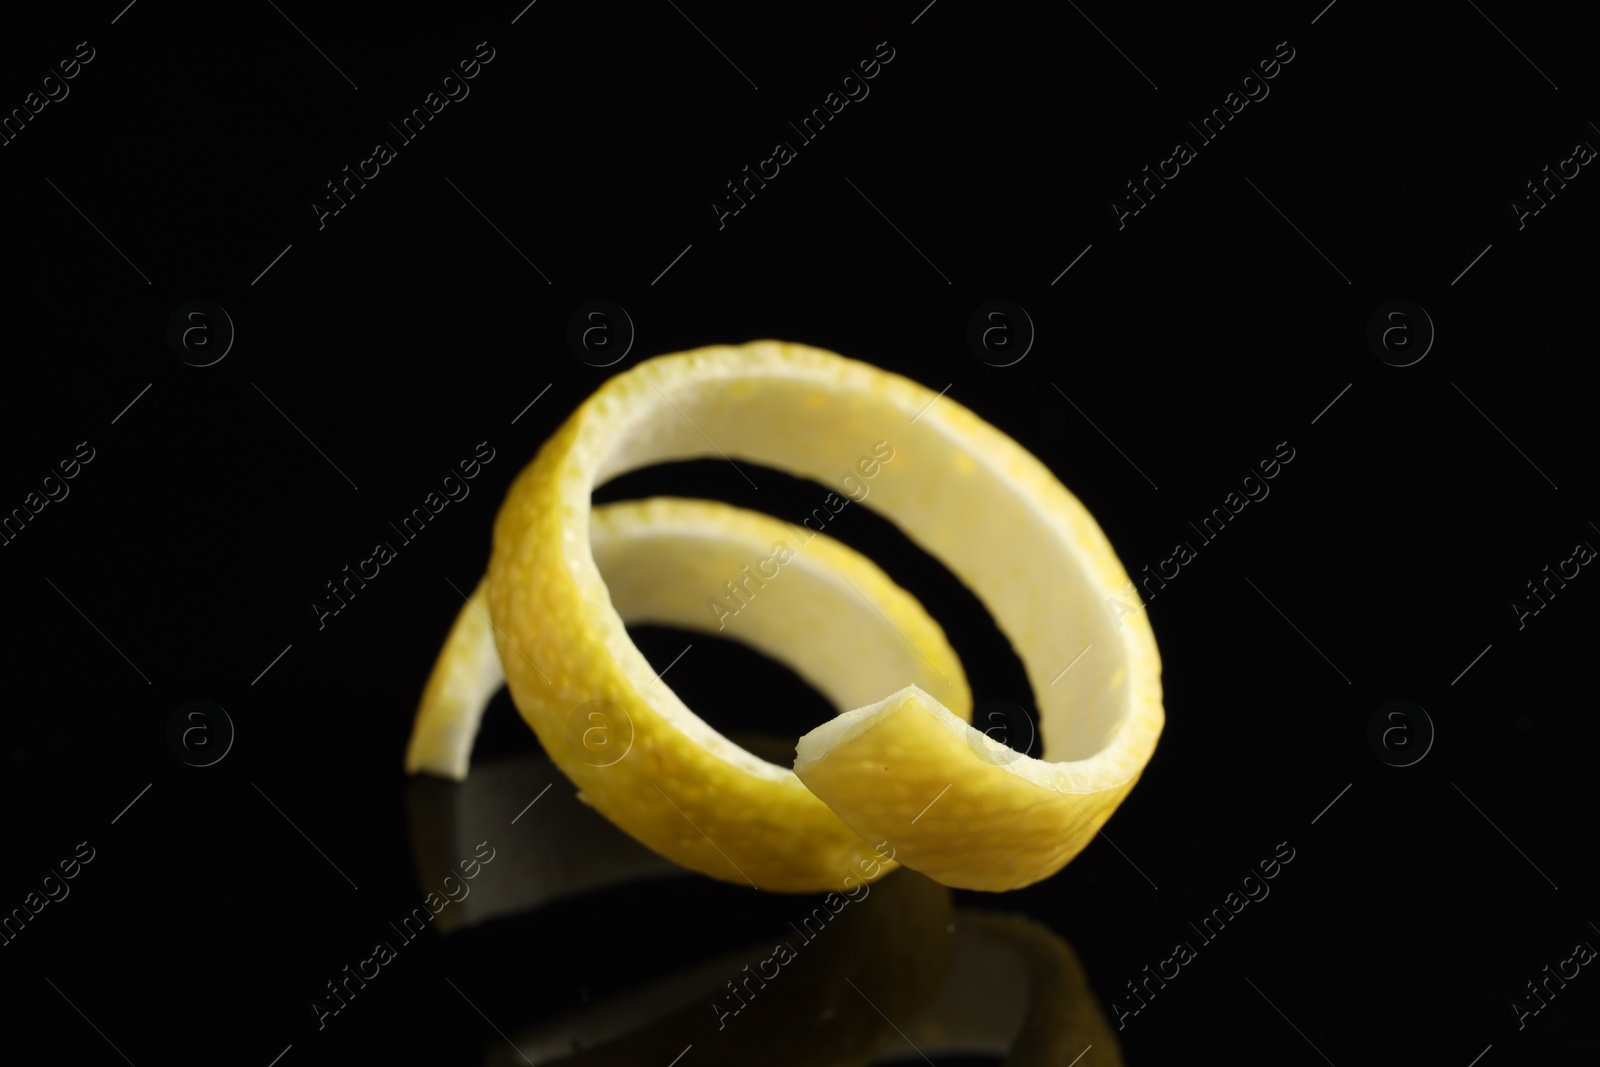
[481, 342, 1162, 892]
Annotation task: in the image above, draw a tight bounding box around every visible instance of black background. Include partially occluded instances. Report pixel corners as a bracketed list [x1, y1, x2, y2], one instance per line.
[2, 1, 1597, 1064]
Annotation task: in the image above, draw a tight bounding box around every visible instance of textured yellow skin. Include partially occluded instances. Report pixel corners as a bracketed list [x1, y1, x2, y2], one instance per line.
[475, 341, 1161, 893]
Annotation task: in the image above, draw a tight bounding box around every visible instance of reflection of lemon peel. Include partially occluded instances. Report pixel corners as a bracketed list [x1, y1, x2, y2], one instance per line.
[476, 872, 1122, 1067]
[485, 869, 954, 1067]
[950, 912, 1126, 1067]
[406, 497, 970, 781]
[426, 342, 1161, 892]
[404, 750, 689, 932]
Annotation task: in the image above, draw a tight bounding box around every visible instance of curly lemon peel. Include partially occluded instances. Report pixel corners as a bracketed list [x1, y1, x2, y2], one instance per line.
[422, 341, 1160, 892]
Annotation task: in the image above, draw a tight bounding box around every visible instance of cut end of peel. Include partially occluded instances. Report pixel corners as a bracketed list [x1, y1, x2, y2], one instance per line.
[794, 684, 1019, 776]
[791, 681, 1153, 891]
[794, 684, 945, 774]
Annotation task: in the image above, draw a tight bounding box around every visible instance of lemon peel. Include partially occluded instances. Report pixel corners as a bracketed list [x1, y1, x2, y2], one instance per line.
[419, 341, 1162, 892]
